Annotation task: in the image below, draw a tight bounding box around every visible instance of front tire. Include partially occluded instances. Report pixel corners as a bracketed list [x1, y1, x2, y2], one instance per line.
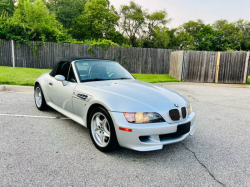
[88, 107, 119, 152]
[34, 84, 48, 111]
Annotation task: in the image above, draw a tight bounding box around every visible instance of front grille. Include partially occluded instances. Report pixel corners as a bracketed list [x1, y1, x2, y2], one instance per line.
[169, 109, 180, 121]
[181, 107, 187, 119]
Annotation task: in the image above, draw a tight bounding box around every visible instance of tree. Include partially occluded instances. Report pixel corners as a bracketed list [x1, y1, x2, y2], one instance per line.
[0, 0, 16, 16]
[46, 0, 87, 29]
[180, 20, 218, 50]
[213, 19, 228, 30]
[235, 19, 250, 51]
[174, 30, 195, 50]
[71, 0, 119, 41]
[1, 0, 70, 43]
[119, 1, 146, 47]
[151, 26, 170, 48]
[213, 20, 244, 50]
[146, 10, 170, 39]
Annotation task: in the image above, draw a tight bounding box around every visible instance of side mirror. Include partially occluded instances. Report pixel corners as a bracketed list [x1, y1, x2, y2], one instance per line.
[55, 75, 67, 86]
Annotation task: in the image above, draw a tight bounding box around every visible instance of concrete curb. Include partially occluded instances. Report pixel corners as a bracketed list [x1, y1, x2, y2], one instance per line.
[0, 85, 4, 92]
[158, 82, 250, 88]
[0, 85, 33, 93]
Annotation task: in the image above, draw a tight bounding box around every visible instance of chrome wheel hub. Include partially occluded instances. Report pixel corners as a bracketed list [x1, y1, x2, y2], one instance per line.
[91, 112, 110, 147]
[35, 87, 42, 108]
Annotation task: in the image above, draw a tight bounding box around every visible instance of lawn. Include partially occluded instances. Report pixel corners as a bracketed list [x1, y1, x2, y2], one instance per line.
[0, 66, 180, 86]
[248, 76, 250, 85]
[133, 74, 180, 83]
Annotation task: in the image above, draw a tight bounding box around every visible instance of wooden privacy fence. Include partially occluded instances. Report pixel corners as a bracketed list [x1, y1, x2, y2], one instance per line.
[0, 39, 173, 74]
[170, 50, 250, 84]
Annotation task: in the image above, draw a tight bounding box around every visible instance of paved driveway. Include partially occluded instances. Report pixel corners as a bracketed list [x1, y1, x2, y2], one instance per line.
[0, 83, 250, 186]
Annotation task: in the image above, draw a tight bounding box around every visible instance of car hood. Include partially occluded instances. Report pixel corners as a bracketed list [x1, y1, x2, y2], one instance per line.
[76, 80, 188, 114]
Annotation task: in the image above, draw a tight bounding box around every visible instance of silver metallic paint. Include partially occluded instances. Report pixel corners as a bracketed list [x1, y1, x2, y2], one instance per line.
[35, 61, 196, 151]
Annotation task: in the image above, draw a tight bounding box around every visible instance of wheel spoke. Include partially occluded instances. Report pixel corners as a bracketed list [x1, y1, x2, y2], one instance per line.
[103, 131, 110, 138]
[100, 117, 107, 126]
[100, 134, 106, 143]
[94, 128, 100, 134]
[96, 116, 101, 127]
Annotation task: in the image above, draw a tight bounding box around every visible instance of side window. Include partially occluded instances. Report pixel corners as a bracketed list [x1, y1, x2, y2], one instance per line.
[67, 65, 76, 83]
[55, 61, 70, 78]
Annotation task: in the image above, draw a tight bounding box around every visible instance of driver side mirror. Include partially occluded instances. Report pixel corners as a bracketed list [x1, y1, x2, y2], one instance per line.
[55, 75, 67, 86]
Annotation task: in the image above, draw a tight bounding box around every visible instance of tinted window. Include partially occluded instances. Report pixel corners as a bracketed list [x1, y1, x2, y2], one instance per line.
[75, 60, 134, 82]
[55, 61, 70, 78]
[67, 65, 76, 83]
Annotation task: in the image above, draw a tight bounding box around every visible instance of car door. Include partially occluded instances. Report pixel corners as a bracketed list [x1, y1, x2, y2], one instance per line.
[47, 61, 77, 113]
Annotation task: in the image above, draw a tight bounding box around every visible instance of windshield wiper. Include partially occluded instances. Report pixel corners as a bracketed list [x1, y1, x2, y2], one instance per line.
[81, 78, 110, 82]
[111, 78, 132, 80]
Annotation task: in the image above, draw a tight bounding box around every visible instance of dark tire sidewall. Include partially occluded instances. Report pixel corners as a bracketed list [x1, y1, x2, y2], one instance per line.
[88, 107, 118, 152]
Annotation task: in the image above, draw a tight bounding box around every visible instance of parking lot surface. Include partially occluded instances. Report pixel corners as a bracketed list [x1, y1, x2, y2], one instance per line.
[0, 83, 250, 186]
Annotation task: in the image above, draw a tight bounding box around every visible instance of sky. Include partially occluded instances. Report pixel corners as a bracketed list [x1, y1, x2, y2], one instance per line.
[109, 0, 250, 28]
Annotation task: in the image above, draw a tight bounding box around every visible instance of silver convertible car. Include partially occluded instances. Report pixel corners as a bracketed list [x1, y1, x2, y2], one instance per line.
[34, 57, 196, 152]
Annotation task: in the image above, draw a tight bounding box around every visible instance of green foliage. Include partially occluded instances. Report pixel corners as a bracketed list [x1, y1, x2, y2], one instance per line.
[0, 0, 15, 16]
[152, 27, 170, 48]
[12, 0, 70, 43]
[119, 1, 146, 47]
[105, 30, 125, 45]
[146, 10, 170, 39]
[46, 0, 87, 29]
[119, 2, 170, 48]
[180, 20, 217, 50]
[71, 0, 119, 41]
[0, 0, 71, 56]
[73, 39, 119, 56]
[121, 43, 132, 48]
[0, 0, 250, 52]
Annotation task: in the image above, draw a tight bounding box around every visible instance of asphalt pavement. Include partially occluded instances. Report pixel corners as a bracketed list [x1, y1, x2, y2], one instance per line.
[0, 83, 250, 186]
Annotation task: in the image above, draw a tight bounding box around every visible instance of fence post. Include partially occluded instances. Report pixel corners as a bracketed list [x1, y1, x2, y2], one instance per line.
[243, 52, 249, 84]
[181, 51, 187, 81]
[11, 40, 15, 67]
[215, 51, 221, 83]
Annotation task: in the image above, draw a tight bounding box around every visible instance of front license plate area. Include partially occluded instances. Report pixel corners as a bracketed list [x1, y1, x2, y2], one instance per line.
[176, 122, 191, 136]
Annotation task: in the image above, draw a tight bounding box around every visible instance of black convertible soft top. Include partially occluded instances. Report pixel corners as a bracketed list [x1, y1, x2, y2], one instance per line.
[50, 57, 115, 76]
[60, 57, 111, 62]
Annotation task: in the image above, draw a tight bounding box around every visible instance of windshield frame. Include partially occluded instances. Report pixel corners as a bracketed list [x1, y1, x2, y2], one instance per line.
[74, 59, 135, 83]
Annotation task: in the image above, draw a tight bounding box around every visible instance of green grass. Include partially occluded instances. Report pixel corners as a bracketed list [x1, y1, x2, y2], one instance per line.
[0, 66, 180, 86]
[248, 76, 250, 85]
[0, 66, 50, 86]
[133, 74, 181, 83]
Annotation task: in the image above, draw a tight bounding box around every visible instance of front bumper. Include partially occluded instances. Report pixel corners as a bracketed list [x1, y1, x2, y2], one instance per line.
[109, 111, 196, 151]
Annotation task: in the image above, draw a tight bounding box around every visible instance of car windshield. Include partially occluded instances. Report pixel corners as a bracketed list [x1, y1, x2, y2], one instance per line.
[75, 60, 135, 82]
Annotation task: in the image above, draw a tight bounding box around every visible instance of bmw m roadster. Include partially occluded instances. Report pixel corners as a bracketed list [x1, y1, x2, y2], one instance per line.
[34, 57, 196, 152]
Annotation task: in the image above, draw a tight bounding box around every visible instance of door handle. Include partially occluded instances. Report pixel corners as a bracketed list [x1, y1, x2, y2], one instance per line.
[49, 82, 53, 86]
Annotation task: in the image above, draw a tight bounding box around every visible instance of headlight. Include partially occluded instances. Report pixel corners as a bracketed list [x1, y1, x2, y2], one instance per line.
[188, 103, 192, 115]
[123, 112, 165, 123]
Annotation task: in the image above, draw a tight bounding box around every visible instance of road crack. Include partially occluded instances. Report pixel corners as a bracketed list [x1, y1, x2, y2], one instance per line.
[187, 95, 199, 103]
[182, 143, 225, 187]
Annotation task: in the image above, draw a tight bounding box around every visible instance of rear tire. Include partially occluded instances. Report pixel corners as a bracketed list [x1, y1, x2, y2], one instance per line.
[88, 107, 119, 152]
[34, 84, 48, 111]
